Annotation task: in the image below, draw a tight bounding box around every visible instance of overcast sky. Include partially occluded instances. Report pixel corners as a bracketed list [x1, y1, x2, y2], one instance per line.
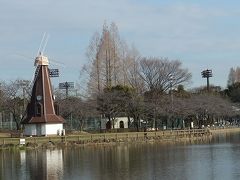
[1, 0, 240, 89]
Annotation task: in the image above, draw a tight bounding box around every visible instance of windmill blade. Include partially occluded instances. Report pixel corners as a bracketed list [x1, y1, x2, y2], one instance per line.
[29, 65, 41, 91]
[48, 58, 66, 67]
[10, 53, 35, 66]
[49, 61, 65, 68]
[42, 34, 50, 55]
[37, 32, 47, 56]
[11, 53, 34, 61]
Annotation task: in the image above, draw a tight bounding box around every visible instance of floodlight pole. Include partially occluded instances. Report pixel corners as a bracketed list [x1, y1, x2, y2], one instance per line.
[207, 76, 210, 91]
[201, 69, 213, 92]
[59, 82, 74, 98]
[66, 82, 69, 98]
[169, 74, 174, 129]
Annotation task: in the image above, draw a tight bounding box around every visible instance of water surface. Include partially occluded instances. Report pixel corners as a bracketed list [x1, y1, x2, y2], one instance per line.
[1, 132, 240, 180]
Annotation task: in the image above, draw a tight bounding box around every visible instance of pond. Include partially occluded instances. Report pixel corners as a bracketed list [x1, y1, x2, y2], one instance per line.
[1, 132, 240, 180]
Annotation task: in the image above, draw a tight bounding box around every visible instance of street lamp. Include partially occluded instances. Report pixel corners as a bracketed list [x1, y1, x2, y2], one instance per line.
[201, 69, 213, 92]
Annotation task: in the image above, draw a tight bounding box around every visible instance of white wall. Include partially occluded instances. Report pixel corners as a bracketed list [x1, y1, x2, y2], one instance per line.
[45, 124, 63, 135]
[24, 123, 63, 136]
[114, 117, 129, 129]
[101, 117, 129, 129]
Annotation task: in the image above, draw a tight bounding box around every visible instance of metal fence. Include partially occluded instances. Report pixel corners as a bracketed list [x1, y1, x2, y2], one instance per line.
[0, 112, 17, 130]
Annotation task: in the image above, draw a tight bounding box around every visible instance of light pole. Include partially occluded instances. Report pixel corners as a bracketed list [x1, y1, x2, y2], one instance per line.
[59, 82, 74, 98]
[169, 74, 174, 129]
[170, 75, 173, 111]
[201, 69, 213, 92]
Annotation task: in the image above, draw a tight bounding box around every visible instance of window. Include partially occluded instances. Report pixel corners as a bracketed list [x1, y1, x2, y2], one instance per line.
[54, 104, 59, 115]
[36, 103, 42, 116]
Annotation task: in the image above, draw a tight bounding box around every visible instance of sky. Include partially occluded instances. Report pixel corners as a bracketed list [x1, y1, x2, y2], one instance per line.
[1, 0, 240, 90]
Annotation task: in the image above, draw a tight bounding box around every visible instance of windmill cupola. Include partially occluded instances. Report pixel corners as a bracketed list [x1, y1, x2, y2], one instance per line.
[34, 52, 49, 66]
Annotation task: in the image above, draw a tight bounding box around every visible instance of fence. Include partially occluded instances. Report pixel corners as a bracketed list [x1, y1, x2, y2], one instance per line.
[0, 129, 209, 146]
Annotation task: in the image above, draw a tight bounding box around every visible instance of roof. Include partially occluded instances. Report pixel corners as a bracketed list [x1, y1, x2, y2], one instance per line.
[22, 63, 64, 124]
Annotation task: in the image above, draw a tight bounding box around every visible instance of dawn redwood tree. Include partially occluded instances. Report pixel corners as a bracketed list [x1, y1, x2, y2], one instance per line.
[84, 22, 125, 95]
[83, 22, 144, 98]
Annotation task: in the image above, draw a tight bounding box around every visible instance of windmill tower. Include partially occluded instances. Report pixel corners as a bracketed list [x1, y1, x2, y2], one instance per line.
[22, 36, 64, 136]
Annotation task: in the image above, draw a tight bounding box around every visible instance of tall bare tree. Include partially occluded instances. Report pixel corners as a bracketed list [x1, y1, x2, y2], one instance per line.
[139, 57, 192, 92]
[85, 32, 101, 93]
[85, 22, 125, 95]
[58, 97, 97, 131]
[236, 67, 240, 83]
[1, 79, 31, 130]
[0, 81, 4, 111]
[227, 67, 236, 86]
[123, 45, 145, 93]
[227, 67, 240, 86]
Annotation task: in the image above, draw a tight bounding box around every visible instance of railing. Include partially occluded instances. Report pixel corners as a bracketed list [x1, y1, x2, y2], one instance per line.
[0, 129, 209, 146]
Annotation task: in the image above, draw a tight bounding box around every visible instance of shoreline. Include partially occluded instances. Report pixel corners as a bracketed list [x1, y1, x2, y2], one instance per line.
[2, 127, 240, 150]
[0, 129, 211, 150]
[209, 127, 240, 134]
[0, 136, 212, 150]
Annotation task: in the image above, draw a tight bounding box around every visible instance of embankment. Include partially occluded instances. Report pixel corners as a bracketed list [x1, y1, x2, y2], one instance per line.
[0, 129, 211, 150]
[210, 127, 240, 134]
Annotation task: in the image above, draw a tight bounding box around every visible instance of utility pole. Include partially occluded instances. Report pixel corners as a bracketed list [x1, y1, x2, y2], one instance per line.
[201, 69, 213, 92]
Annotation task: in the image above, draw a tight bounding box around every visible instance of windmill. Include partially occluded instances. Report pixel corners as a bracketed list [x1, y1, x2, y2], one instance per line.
[22, 33, 64, 136]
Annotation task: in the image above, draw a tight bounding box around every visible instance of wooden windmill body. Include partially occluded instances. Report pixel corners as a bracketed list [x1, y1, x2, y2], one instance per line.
[22, 53, 64, 136]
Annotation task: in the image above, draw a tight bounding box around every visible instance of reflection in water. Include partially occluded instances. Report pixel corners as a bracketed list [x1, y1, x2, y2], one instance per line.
[46, 150, 63, 180]
[25, 149, 63, 180]
[1, 132, 240, 180]
[62, 145, 130, 180]
[0, 149, 63, 180]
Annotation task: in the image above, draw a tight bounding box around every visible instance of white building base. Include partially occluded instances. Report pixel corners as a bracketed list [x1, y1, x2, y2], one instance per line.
[24, 123, 63, 136]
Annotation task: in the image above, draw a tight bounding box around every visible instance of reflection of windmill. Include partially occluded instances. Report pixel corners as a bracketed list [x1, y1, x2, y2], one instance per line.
[22, 34, 64, 136]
